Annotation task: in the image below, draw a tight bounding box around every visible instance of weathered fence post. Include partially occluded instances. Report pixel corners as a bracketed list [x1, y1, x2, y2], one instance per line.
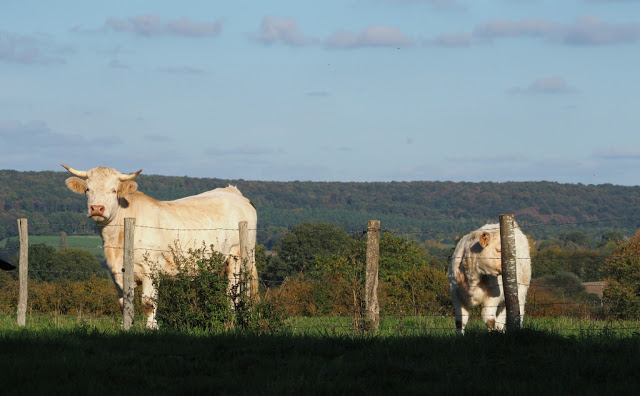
[17, 218, 28, 327]
[499, 214, 521, 331]
[122, 217, 135, 330]
[365, 220, 380, 333]
[238, 221, 250, 298]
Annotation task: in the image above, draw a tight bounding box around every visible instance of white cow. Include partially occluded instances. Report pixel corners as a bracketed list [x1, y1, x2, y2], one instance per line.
[448, 223, 531, 334]
[62, 164, 258, 329]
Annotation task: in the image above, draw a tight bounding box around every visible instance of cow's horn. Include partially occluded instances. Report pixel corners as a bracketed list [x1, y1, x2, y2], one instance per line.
[119, 169, 143, 181]
[61, 164, 88, 178]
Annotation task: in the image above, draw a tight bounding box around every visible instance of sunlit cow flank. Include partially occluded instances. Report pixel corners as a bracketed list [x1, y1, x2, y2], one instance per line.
[62, 164, 258, 329]
[448, 223, 531, 334]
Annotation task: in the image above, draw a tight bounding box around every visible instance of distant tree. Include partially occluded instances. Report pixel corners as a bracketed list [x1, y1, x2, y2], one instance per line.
[532, 247, 606, 281]
[596, 230, 625, 250]
[262, 222, 355, 285]
[559, 231, 590, 250]
[257, 226, 287, 251]
[541, 271, 587, 299]
[601, 231, 640, 319]
[28, 244, 107, 283]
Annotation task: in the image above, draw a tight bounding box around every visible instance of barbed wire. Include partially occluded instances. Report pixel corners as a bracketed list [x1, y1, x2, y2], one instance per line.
[9, 215, 640, 238]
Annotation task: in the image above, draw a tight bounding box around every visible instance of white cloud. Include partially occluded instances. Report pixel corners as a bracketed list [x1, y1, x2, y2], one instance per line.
[250, 16, 314, 46]
[104, 15, 223, 37]
[375, 0, 466, 11]
[508, 77, 578, 95]
[0, 120, 120, 148]
[109, 59, 131, 69]
[435, 16, 640, 47]
[593, 147, 640, 160]
[560, 15, 640, 45]
[0, 31, 66, 65]
[431, 31, 477, 47]
[473, 18, 558, 39]
[205, 145, 276, 156]
[325, 25, 413, 49]
[159, 66, 206, 75]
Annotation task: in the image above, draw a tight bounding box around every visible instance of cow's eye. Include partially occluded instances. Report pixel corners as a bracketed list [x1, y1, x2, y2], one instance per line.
[112, 189, 117, 194]
[85, 187, 90, 193]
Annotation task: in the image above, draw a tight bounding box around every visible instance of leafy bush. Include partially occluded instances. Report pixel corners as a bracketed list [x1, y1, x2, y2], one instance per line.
[150, 244, 233, 331]
[151, 243, 285, 333]
[0, 274, 120, 316]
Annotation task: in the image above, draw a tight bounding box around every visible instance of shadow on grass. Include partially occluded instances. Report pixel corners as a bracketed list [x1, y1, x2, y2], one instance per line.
[1, 326, 639, 394]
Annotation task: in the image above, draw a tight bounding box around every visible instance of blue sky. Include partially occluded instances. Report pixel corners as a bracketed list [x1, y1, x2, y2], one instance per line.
[1, 0, 639, 185]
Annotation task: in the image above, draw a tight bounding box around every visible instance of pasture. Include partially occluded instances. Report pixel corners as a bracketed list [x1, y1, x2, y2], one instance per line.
[1, 314, 639, 394]
[0, 235, 104, 257]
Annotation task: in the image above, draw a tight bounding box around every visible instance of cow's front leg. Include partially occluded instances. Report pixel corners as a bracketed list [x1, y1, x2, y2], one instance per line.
[110, 269, 125, 312]
[494, 301, 507, 331]
[481, 298, 500, 331]
[141, 277, 158, 330]
[451, 290, 469, 335]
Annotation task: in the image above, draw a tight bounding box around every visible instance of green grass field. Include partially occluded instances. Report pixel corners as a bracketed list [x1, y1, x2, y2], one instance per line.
[1, 314, 639, 394]
[0, 235, 103, 256]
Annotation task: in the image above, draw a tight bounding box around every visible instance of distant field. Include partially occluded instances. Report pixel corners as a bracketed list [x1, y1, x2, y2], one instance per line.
[0, 235, 103, 257]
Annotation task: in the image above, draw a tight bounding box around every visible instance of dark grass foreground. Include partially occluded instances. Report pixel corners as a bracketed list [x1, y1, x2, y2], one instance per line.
[1, 328, 639, 395]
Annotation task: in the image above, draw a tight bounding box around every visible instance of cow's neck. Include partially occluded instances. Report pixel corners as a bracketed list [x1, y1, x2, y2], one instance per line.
[96, 210, 128, 271]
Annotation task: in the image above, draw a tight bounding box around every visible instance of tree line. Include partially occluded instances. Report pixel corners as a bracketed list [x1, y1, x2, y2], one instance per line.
[2, 169, 640, 245]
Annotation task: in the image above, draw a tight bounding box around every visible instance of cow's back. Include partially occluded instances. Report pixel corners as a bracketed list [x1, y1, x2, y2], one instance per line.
[120, 187, 257, 272]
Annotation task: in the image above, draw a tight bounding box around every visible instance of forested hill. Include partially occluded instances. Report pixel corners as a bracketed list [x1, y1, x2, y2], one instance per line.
[2, 169, 640, 244]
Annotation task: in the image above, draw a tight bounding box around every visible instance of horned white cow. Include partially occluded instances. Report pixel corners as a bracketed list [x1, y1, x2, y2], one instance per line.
[62, 164, 258, 329]
[448, 223, 531, 334]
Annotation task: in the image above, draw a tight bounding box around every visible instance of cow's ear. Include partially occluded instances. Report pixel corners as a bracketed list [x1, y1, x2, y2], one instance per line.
[118, 180, 138, 198]
[65, 177, 87, 195]
[479, 232, 491, 248]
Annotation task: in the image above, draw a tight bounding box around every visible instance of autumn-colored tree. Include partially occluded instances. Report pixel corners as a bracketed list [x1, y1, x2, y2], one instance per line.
[601, 231, 640, 319]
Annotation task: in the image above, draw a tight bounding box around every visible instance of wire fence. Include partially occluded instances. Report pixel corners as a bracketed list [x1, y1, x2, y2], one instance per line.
[2, 215, 639, 334]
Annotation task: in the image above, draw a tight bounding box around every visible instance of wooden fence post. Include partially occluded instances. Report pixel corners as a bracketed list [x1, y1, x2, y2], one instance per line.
[499, 214, 521, 331]
[122, 217, 135, 330]
[17, 218, 28, 327]
[238, 221, 250, 298]
[365, 220, 380, 333]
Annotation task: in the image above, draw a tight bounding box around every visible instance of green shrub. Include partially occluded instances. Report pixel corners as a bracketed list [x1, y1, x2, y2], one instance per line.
[150, 243, 286, 332]
[150, 244, 233, 331]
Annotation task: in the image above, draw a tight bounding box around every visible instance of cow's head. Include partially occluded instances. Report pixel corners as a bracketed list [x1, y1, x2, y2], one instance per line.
[62, 164, 142, 224]
[470, 228, 502, 276]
